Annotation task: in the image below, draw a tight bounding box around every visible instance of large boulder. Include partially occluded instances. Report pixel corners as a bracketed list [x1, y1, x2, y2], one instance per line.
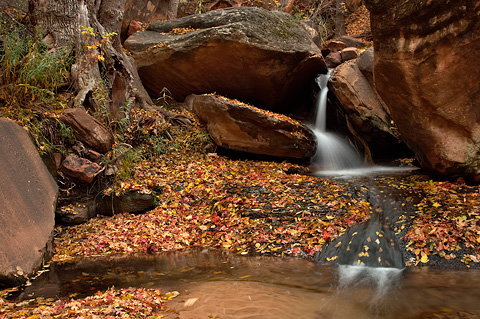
[187, 94, 316, 159]
[364, 0, 480, 178]
[0, 118, 57, 287]
[124, 7, 327, 113]
[329, 57, 412, 161]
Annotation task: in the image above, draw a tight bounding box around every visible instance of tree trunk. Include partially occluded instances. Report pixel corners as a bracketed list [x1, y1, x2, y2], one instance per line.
[167, 0, 179, 19]
[335, 0, 346, 37]
[29, 0, 154, 119]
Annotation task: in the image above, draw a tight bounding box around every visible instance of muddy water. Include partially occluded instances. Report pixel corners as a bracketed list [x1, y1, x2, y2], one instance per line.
[12, 250, 480, 319]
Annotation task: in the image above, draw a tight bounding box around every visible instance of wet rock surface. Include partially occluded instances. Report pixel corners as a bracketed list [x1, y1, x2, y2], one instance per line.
[329, 55, 412, 162]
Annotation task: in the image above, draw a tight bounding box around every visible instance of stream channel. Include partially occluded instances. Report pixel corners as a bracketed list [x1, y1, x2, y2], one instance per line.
[10, 171, 480, 319]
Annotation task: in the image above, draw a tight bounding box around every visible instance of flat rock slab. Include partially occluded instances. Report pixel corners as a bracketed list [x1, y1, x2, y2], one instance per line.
[189, 94, 316, 159]
[125, 7, 327, 113]
[0, 118, 57, 287]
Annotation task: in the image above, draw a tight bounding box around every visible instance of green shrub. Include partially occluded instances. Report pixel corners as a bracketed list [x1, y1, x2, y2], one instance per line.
[0, 10, 74, 108]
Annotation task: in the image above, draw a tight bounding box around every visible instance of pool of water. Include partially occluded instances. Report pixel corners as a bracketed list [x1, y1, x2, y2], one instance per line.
[12, 250, 480, 319]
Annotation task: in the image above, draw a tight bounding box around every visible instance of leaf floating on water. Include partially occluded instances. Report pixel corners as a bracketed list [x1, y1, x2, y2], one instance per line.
[184, 298, 199, 307]
[420, 253, 429, 263]
[165, 291, 180, 300]
[375, 238, 380, 245]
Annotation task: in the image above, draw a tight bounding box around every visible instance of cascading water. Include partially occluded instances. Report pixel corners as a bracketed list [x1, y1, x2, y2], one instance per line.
[316, 179, 410, 303]
[309, 72, 418, 303]
[311, 70, 362, 171]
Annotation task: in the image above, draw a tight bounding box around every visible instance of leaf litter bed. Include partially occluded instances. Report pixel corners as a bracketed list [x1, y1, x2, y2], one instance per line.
[54, 152, 372, 261]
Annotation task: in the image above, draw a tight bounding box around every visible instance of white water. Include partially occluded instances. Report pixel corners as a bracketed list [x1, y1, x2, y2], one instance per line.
[311, 72, 419, 177]
[311, 71, 362, 171]
[338, 265, 403, 302]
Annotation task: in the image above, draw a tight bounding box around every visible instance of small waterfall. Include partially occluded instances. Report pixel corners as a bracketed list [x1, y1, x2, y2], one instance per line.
[311, 71, 362, 171]
[316, 182, 407, 301]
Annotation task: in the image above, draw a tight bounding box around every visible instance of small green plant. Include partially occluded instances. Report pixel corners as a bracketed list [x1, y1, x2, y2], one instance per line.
[58, 119, 75, 144]
[155, 87, 172, 109]
[149, 135, 167, 157]
[117, 148, 143, 182]
[195, 0, 206, 14]
[92, 79, 111, 119]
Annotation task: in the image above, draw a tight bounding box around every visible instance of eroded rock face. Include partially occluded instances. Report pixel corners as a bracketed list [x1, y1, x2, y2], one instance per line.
[329, 58, 411, 161]
[60, 108, 114, 154]
[365, 0, 480, 178]
[188, 94, 316, 159]
[125, 7, 327, 113]
[0, 118, 57, 287]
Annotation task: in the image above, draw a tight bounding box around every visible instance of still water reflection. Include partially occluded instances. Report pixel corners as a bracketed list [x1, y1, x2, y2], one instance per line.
[14, 250, 480, 319]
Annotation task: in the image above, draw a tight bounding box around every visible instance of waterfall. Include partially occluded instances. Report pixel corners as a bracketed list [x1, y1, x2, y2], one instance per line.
[316, 181, 407, 301]
[311, 71, 362, 171]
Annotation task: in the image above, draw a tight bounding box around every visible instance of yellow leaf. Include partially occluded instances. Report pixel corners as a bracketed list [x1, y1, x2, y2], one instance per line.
[420, 253, 429, 263]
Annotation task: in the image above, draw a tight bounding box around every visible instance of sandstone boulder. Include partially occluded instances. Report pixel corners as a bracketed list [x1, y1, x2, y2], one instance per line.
[56, 200, 96, 226]
[325, 52, 342, 69]
[62, 154, 101, 184]
[329, 59, 412, 161]
[60, 108, 114, 154]
[124, 7, 327, 113]
[96, 191, 156, 216]
[356, 47, 374, 87]
[337, 36, 367, 49]
[340, 47, 360, 62]
[127, 20, 142, 37]
[365, 0, 480, 178]
[188, 94, 316, 159]
[321, 40, 347, 56]
[0, 118, 57, 287]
